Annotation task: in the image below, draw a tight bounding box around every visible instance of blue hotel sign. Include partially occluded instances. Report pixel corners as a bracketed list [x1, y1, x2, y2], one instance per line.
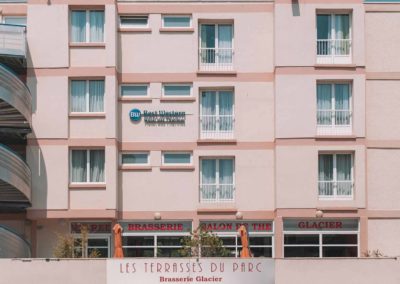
[130, 109, 186, 123]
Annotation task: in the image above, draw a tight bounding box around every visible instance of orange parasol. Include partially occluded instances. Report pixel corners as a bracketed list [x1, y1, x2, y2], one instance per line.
[238, 225, 251, 258]
[113, 223, 124, 258]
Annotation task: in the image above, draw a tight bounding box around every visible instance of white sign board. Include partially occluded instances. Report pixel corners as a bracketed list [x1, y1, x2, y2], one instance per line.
[107, 259, 274, 284]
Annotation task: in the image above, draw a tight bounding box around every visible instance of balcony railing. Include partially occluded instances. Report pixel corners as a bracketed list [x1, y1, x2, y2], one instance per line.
[199, 48, 234, 71]
[200, 184, 235, 203]
[200, 115, 234, 140]
[0, 144, 31, 205]
[317, 39, 351, 64]
[0, 24, 26, 58]
[317, 110, 352, 135]
[318, 180, 353, 199]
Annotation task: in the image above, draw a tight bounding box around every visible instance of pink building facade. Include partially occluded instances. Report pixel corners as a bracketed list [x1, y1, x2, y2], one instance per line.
[0, 0, 399, 261]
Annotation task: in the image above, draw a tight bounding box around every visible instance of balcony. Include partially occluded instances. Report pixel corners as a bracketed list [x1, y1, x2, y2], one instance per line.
[0, 225, 31, 258]
[0, 64, 31, 131]
[317, 110, 352, 136]
[199, 114, 234, 140]
[316, 39, 352, 64]
[0, 144, 31, 208]
[318, 180, 353, 200]
[199, 48, 234, 72]
[200, 184, 235, 204]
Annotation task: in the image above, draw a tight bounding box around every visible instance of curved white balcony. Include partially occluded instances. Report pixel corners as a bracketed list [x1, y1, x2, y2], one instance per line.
[0, 144, 31, 206]
[0, 64, 31, 130]
[0, 24, 26, 58]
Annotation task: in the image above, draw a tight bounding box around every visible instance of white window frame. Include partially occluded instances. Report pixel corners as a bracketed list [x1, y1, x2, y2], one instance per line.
[215, 231, 274, 258]
[161, 15, 192, 28]
[316, 12, 352, 64]
[72, 234, 111, 258]
[283, 230, 359, 258]
[199, 157, 235, 203]
[162, 83, 193, 98]
[316, 82, 353, 128]
[70, 9, 105, 43]
[162, 152, 193, 166]
[119, 15, 149, 28]
[122, 232, 190, 257]
[69, 149, 106, 184]
[318, 152, 354, 200]
[70, 79, 105, 113]
[120, 152, 150, 166]
[119, 84, 149, 98]
[199, 89, 235, 139]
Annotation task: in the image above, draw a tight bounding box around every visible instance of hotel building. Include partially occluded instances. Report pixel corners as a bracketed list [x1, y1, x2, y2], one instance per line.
[0, 0, 399, 260]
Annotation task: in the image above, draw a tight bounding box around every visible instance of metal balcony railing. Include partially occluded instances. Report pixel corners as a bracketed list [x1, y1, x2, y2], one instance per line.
[200, 114, 234, 139]
[200, 184, 235, 203]
[317, 110, 352, 135]
[199, 48, 234, 71]
[0, 144, 31, 204]
[0, 24, 26, 58]
[318, 180, 353, 199]
[317, 39, 351, 64]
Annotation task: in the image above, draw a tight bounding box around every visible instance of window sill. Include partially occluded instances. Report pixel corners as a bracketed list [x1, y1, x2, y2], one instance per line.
[118, 28, 152, 33]
[119, 97, 153, 102]
[160, 166, 195, 171]
[197, 70, 237, 76]
[315, 135, 356, 140]
[160, 97, 196, 102]
[69, 113, 106, 118]
[159, 28, 194, 33]
[69, 43, 106, 48]
[69, 183, 106, 189]
[314, 63, 357, 68]
[197, 139, 237, 145]
[119, 165, 152, 171]
[197, 207, 237, 214]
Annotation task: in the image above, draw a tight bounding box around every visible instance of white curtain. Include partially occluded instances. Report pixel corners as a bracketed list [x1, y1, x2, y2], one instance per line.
[200, 25, 215, 63]
[219, 91, 233, 132]
[71, 81, 86, 112]
[219, 159, 234, 200]
[335, 84, 350, 125]
[201, 91, 217, 132]
[218, 25, 233, 64]
[90, 11, 104, 42]
[319, 154, 333, 196]
[336, 154, 352, 196]
[335, 15, 350, 40]
[89, 80, 104, 112]
[71, 150, 87, 182]
[201, 159, 216, 200]
[317, 84, 332, 125]
[71, 11, 86, 42]
[90, 150, 105, 182]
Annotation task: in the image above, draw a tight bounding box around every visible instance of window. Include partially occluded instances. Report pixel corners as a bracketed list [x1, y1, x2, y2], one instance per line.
[199, 23, 233, 71]
[200, 90, 234, 139]
[162, 152, 192, 165]
[70, 80, 105, 113]
[317, 83, 352, 135]
[217, 235, 273, 258]
[70, 149, 105, 183]
[123, 235, 186, 257]
[120, 15, 148, 28]
[74, 236, 110, 258]
[162, 15, 191, 28]
[71, 10, 104, 43]
[318, 153, 353, 199]
[121, 152, 149, 165]
[317, 13, 351, 64]
[200, 158, 234, 203]
[120, 85, 149, 97]
[162, 84, 192, 97]
[284, 234, 358, 258]
[3, 16, 27, 26]
[283, 219, 359, 258]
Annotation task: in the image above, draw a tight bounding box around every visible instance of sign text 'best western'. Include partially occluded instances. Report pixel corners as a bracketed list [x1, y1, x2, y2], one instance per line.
[130, 108, 186, 123]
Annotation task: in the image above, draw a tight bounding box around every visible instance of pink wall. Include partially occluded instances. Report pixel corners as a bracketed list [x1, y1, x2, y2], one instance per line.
[275, 3, 365, 67]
